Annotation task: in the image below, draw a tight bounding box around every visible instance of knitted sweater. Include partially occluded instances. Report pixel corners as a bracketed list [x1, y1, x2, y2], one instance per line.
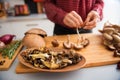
[44, 0, 104, 27]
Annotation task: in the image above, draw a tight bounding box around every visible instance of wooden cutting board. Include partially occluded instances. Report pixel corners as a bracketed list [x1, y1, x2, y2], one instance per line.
[16, 33, 120, 73]
[0, 42, 23, 71]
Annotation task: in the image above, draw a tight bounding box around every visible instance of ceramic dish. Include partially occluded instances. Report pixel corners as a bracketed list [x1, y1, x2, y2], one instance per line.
[18, 48, 86, 72]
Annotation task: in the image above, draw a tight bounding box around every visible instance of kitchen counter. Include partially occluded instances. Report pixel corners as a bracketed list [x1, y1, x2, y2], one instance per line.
[0, 0, 120, 80]
[0, 14, 47, 23]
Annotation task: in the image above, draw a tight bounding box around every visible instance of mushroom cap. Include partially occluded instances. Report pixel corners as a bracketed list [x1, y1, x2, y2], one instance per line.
[22, 34, 46, 48]
[25, 28, 47, 37]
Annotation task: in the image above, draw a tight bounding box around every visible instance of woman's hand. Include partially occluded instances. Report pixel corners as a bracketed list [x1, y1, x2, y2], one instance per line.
[63, 11, 83, 28]
[84, 11, 100, 30]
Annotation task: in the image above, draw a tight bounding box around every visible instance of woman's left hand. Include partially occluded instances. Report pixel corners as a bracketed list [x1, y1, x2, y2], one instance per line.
[83, 11, 100, 29]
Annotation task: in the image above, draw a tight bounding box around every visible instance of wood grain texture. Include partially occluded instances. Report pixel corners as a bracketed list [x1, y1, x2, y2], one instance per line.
[0, 43, 23, 71]
[16, 33, 120, 73]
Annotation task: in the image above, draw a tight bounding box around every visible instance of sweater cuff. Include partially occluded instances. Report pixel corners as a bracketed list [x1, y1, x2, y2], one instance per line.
[57, 11, 67, 27]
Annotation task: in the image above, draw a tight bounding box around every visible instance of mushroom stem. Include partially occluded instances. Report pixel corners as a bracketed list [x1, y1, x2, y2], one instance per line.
[63, 35, 72, 49]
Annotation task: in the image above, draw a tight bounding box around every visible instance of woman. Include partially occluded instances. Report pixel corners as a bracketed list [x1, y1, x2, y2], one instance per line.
[44, 0, 104, 35]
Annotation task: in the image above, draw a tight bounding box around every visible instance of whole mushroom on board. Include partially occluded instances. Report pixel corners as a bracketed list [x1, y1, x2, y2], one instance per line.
[25, 28, 47, 37]
[51, 39, 59, 47]
[99, 22, 120, 57]
[22, 28, 47, 48]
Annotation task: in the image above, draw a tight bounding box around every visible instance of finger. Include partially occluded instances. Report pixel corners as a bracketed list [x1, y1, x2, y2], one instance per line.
[84, 24, 96, 29]
[84, 13, 91, 24]
[67, 13, 81, 27]
[71, 11, 83, 27]
[86, 20, 96, 26]
[86, 16, 99, 26]
[64, 17, 77, 28]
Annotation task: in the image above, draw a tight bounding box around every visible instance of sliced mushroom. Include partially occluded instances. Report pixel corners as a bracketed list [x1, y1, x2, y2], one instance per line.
[73, 38, 83, 50]
[29, 53, 49, 59]
[21, 48, 83, 69]
[62, 59, 72, 64]
[41, 59, 51, 68]
[74, 44, 83, 50]
[63, 35, 73, 49]
[81, 38, 89, 47]
[63, 42, 73, 49]
[50, 55, 60, 69]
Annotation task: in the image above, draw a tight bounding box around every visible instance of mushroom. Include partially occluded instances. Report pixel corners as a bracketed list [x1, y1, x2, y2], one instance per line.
[112, 34, 120, 43]
[73, 38, 83, 50]
[63, 35, 73, 49]
[114, 49, 120, 57]
[114, 43, 120, 49]
[25, 28, 47, 37]
[81, 38, 89, 47]
[22, 28, 47, 48]
[73, 37, 89, 50]
[99, 27, 115, 35]
[99, 22, 120, 57]
[103, 33, 113, 41]
[22, 34, 46, 48]
[107, 44, 116, 50]
[51, 39, 59, 47]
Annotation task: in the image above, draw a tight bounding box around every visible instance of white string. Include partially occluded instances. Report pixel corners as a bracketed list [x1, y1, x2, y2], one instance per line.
[76, 28, 81, 39]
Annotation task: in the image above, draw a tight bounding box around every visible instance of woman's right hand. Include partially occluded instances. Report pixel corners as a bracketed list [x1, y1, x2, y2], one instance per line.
[63, 11, 83, 28]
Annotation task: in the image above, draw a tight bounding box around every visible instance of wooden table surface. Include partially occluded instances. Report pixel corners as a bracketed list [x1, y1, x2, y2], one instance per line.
[16, 33, 120, 73]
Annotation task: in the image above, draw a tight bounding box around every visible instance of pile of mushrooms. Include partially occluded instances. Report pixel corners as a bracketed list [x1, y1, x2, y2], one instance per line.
[99, 22, 120, 57]
[22, 28, 47, 48]
[51, 35, 89, 50]
[21, 47, 82, 69]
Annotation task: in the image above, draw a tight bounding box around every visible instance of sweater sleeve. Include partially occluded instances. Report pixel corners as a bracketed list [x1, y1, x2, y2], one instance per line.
[92, 0, 104, 20]
[43, 0, 67, 26]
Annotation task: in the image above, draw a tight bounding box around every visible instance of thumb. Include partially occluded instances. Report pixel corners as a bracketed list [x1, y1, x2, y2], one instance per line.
[84, 15, 91, 26]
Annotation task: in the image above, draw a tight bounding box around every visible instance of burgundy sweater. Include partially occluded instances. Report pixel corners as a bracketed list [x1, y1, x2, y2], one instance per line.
[44, 0, 104, 27]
